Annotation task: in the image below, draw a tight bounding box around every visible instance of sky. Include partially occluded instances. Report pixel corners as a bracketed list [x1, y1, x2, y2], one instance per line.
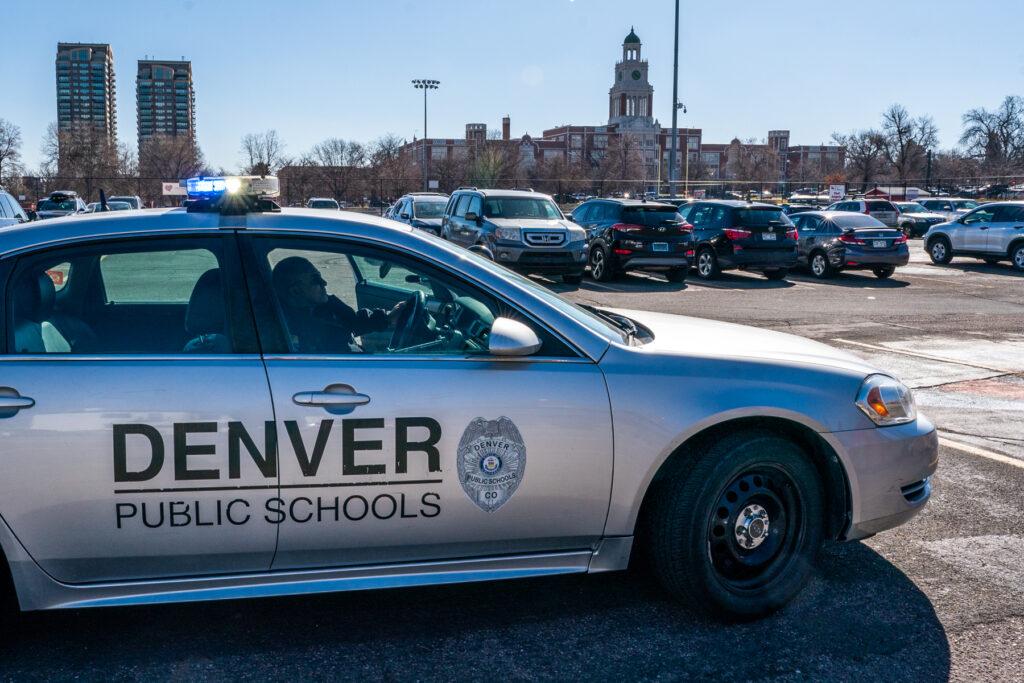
[4, 0, 1023, 172]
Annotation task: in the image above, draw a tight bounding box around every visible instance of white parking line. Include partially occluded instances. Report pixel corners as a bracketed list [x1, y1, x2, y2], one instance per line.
[831, 338, 1012, 373]
[939, 435, 1024, 470]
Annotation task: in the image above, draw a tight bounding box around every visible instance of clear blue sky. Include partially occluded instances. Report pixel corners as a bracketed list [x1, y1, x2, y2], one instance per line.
[4, 0, 1022, 171]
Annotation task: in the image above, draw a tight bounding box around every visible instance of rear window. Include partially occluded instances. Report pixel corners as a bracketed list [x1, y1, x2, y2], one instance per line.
[867, 201, 896, 211]
[732, 208, 793, 227]
[621, 206, 681, 226]
[37, 199, 76, 211]
[833, 215, 887, 229]
[413, 200, 446, 218]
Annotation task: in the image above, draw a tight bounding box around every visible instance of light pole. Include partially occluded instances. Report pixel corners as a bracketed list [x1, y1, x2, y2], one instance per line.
[412, 79, 440, 191]
[668, 0, 680, 197]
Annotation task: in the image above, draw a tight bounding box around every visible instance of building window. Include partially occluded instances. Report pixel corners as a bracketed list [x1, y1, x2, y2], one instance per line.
[593, 135, 607, 149]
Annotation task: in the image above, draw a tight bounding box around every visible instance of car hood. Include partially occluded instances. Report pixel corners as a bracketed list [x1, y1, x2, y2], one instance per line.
[909, 212, 947, 220]
[488, 218, 572, 230]
[610, 308, 878, 376]
[35, 210, 74, 219]
[412, 217, 443, 227]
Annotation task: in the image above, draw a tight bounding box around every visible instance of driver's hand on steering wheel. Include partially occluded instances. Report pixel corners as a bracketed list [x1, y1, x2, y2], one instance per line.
[387, 300, 407, 322]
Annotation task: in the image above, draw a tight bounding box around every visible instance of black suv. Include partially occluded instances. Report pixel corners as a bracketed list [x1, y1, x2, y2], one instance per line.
[571, 199, 692, 282]
[679, 201, 798, 280]
[441, 188, 587, 283]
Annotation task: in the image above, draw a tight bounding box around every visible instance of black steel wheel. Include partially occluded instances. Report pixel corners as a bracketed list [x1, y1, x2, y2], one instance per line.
[646, 431, 824, 619]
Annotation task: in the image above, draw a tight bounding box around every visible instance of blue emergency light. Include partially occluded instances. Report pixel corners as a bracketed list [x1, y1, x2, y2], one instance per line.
[183, 175, 279, 200]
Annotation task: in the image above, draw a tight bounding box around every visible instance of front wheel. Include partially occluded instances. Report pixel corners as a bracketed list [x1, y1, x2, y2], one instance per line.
[929, 237, 952, 264]
[647, 432, 824, 619]
[872, 266, 895, 279]
[696, 247, 720, 280]
[764, 268, 788, 281]
[1013, 243, 1024, 272]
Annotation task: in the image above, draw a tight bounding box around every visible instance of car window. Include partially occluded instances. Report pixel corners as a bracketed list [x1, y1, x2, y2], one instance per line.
[961, 207, 996, 225]
[997, 205, 1024, 222]
[413, 200, 446, 218]
[250, 237, 573, 357]
[0, 194, 12, 218]
[621, 206, 680, 226]
[733, 208, 793, 227]
[867, 201, 896, 212]
[687, 204, 710, 227]
[571, 204, 592, 223]
[467, 195, 483, 217]
[707, 206, 730, 229]
[833, 215, 887, 229]
[953, 200, 979, 211]
[8, 238, 240, 355]
[482, 197, 561, 220]
[453, 195, 472, 218]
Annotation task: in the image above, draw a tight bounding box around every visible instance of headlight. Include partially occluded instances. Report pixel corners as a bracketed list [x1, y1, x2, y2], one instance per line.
[855, 374, 916, 426]
[495, 227, 521, 242]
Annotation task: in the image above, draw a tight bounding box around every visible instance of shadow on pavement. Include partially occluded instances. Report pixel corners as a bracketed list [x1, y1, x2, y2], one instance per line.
[790, 271, 912, 288]
[939, 260, 1024, 277]
[0, 542, 950, 680]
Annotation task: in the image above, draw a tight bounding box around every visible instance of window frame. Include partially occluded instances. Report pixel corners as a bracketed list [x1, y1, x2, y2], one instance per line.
[237, 232, 585, 362]
[2, 233, 259, 358]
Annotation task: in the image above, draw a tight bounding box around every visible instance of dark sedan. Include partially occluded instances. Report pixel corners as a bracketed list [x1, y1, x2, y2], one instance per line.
[791, 211, 909, 279]
[571, 199, 693, 282]
[678, 201, 798, 280]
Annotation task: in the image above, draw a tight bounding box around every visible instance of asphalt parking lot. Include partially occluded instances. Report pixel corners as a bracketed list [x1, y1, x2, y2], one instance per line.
[1, 241, 1021, 681]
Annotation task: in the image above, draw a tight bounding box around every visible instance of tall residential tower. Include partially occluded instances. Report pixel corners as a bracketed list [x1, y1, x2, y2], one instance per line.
[136, 59, 195, 148]
[55, 42, 117, 143]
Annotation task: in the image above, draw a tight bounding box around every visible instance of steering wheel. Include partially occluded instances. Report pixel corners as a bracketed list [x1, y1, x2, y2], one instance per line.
[389, 290, 428, 351]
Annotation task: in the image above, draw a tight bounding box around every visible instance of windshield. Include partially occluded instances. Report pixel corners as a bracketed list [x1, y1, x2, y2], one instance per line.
[109, 197, 138, 208]
[309, 200, 339, 209]
[734, 208, 794, 227]
[897, 203, 925, 213]
[413, 200, 446, 218]
[483, 197, 562, 220]
[952, 200, 979, 210]
[833, 214, 887, 228]
[38, 199, 76, 211]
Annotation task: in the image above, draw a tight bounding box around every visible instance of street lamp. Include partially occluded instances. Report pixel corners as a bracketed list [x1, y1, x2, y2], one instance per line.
[668, 0, 680, 197]
[412, 79, 440, 191]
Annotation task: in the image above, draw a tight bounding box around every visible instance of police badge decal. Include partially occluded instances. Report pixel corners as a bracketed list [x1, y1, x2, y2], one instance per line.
[457, 417, 526, 512]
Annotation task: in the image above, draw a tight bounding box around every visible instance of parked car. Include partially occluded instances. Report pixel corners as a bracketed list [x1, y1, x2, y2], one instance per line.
[386, 192, 450, 236]
[570, 199, 692, 282]
[35, 191, 87, 220]
[781, 204, 816, 216]
[108, 195, 143, 210]
[306, 197, 341, 210]
[791, 211, 909, 279]
[893, 202, 948, 238]
[825, 199, 900, 227]
[0, 188, 32, 228]
[677, 201, 798, 280]
[916, 198, 980, 221]
[441, 188, 587, 283]
[86, 201, 133, 213]
[924, 201, 1024, 271]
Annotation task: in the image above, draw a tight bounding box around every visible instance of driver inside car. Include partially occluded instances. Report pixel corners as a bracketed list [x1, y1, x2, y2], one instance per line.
[272, 256, 405, 353]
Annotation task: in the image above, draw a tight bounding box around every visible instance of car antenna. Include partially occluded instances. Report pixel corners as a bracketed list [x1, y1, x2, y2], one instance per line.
[99, 188, 109, 212]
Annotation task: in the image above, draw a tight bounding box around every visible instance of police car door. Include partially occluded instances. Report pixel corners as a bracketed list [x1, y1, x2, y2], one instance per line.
[0, 235, 279, 584]
[241, 234, 613, 571]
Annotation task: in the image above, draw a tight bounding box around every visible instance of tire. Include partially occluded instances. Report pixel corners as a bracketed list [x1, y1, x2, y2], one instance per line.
[647, 431, 825, 619]
[1013, 243, 1024, 272]
[561, 273, 583, 284]
[928, 236, 952, 265]
[872, 266, 895, 279]
[764, 268, 788, 281]
[809, 252, 834, 279]
[696, 247, 720, 280]
[665, 268, 687, 283]
[588, 246, 616, 282]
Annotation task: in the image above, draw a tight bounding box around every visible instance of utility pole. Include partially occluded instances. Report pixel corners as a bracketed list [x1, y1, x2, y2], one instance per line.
[668, 0, 680, 197]
[412, 79, 440, 191]
[926, 149, 933, 190]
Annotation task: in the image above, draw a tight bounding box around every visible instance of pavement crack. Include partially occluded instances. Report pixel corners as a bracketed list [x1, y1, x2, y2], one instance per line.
[913, 372, 1021, 390]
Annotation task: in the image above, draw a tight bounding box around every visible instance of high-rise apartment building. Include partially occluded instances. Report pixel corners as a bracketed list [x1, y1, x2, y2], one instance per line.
[55, 42, 117, 143]
[136, 59, 195, 147]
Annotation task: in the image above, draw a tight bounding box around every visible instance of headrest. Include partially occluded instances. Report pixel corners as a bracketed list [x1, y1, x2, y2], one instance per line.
[185, 269, 225, 336]
[15, 273, 57, 323]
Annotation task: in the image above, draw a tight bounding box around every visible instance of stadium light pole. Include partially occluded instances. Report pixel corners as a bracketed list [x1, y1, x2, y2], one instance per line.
[668, 0, 680, 197]
[412, 79, 440, 191]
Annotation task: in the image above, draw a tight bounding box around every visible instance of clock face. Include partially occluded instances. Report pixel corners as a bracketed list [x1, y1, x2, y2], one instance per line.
[631, 69, 641, 80]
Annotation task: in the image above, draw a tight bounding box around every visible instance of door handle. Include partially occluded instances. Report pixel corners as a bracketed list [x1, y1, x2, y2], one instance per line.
[292, 390, 371, 408]
[0, 394, 34, 412]
[979, 226, 989, 230]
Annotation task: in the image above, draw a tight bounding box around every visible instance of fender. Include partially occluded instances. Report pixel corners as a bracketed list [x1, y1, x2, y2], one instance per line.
[467, 244, 494, 260]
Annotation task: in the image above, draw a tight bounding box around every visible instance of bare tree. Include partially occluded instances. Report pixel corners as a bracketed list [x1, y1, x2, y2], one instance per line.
[368, 134, 420, 201]
[832, 130, 886, 189]
[240, 130, 286, 175]
[726, 138, 780, 184]
[309, 138, 368, 202]
[0, 118, 22, 185]
[880, 104, 938, 183]
[138, 135, 205, 205]
[960, 95, 1024, 173]
[40, 122, 120, 200]
[593, 134, 644, 194]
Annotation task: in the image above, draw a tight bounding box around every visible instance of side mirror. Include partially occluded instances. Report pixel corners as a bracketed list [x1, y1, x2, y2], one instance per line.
[400, 212, 410, 220]
[465, 211, 480, 222]
[488, 317, 542, 357]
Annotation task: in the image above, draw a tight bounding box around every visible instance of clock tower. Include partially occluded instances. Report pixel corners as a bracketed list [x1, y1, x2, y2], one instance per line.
[609, 27, 654, 127]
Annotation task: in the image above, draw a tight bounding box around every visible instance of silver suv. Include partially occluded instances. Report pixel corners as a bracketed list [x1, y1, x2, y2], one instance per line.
[0, 188, 31, 228]
[916, 198, 980, 221]
[924, 201, 1024, 271]
[35, 191, 87, 219]
[825, 199, 899, 227]
[441, 188, 587, 283]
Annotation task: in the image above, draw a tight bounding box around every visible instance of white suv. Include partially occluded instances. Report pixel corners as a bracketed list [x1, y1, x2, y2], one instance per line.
[826, 199, 899, 227]
[924, 201, 1024, 271]
[0, 188, 31, 228]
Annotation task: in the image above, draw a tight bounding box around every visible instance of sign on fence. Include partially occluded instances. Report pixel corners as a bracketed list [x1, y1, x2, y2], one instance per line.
[829, 184, 846, 202]
[906, 187, 920, 201]
[693, 189, 706, 199]
[162, 182, 186, 196]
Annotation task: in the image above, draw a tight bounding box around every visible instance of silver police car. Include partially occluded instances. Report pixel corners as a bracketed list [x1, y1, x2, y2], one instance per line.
[0, 177, 936, 619]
